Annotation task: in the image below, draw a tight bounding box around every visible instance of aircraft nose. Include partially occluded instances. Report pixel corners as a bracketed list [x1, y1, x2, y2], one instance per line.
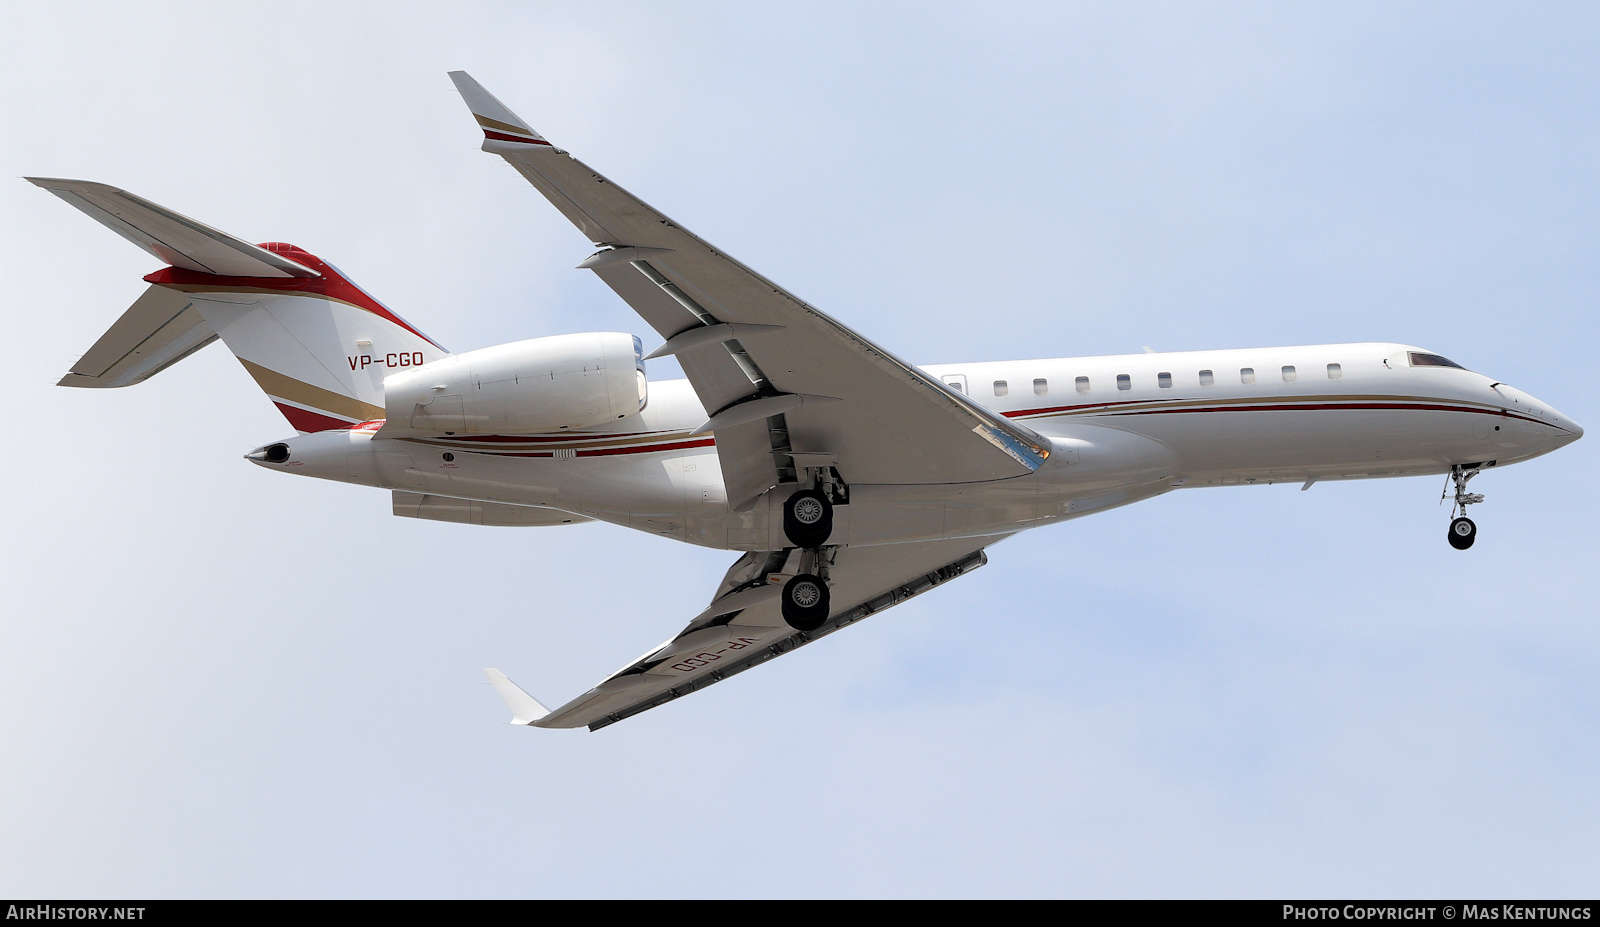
[1540, 405, 1582, 446]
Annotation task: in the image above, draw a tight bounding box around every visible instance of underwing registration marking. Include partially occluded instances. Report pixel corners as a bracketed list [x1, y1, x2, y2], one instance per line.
[669, 637, 762, 673]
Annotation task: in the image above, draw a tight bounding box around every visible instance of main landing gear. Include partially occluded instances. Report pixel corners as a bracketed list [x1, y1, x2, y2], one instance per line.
[1442, 464, 1485, 550]
[781, 572, 829, 632]
[783, 488, 833, 548]
[778, 472, 843, 632]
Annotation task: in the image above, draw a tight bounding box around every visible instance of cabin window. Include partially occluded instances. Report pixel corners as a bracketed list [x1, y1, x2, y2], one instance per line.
[1282, 365, 1297, 382]
[1408, 352, 1466, 370]
[1157, 372, 1173, 389]
[1240, 367, 1256, 384]
[1075, 376, 1090, 394]
[1327, 363, 1343, 380]
[1199, 369, 1214, 386]
[993, 380, 1009, 397]
[1116, 374, 1131, 390]
[1033, 378, 1048, 395]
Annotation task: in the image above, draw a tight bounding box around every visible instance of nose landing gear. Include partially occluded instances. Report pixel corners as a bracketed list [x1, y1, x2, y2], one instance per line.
[1442, 464, 1485, 550]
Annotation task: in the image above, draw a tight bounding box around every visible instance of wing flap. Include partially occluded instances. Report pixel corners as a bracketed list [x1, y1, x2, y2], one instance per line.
[528, 537, 1000, 730]
[587, 261, 756, 412]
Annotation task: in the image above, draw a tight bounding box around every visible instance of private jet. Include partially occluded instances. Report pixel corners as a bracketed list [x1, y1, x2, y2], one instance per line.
[30, 72, 1582, 730]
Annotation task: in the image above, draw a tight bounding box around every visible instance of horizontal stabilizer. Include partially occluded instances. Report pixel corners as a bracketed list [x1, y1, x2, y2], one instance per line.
[60, 284, 217, 388]
[483, 669, 549, 725]
[26, 178, 319, 278]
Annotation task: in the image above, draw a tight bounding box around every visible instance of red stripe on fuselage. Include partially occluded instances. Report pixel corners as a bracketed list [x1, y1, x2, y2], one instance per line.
[1002, 400, 1145, 417]
[439, 431, 678, 444]
[145, 245, 444, 349]
[578, 438, 714, 457]
[1100, 400, 1549, 427]
[1002, 398, 1548, 427]
[472, 437, 716, 458]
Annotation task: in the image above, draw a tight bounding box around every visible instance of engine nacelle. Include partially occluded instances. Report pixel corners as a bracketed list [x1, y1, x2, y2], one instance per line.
[384, 332, 646, 435]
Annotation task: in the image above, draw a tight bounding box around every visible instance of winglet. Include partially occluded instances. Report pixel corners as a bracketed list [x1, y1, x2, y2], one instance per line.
[447, 71, 552, 147]
[482, 668, 551, 725]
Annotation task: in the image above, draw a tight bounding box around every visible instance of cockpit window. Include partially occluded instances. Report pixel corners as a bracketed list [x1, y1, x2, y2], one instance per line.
[1408, 352, 1466, 370]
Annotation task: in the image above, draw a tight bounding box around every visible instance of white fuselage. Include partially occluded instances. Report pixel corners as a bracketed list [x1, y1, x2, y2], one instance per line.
[260, 342, 1582, 551]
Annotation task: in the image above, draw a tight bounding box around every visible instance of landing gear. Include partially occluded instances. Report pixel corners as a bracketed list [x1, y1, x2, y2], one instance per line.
[780, 573, 830, 631]
[782, 488, 833, 548]
[1441, 464, 1486, 550]
[779, 470, 840, 630]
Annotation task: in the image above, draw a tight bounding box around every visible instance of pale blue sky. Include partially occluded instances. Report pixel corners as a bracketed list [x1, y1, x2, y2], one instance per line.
[2, 1, 1596, 897]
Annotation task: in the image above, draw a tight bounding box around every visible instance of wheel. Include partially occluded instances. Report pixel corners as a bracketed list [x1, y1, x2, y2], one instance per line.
[1448, 516, 1477, 550]
[780, 573, 830, 631]
[782, 488, 833, 548]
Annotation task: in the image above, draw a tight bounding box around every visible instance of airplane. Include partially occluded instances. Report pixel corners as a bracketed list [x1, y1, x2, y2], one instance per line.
[30, 71, 1583, 731]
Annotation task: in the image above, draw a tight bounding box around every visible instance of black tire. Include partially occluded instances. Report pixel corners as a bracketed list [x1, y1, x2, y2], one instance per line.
[781, 573, 830, 632]
[783, 488, 833, 548]
[1448, 516, 1477, 550]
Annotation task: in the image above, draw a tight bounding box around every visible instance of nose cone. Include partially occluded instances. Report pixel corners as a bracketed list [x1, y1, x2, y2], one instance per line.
[1488, 381, 1582, 454]
[1530, 399, 1582, 450]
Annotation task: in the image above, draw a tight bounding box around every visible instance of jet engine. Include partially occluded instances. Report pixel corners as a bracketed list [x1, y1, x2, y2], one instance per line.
[384, 332, 646, 435]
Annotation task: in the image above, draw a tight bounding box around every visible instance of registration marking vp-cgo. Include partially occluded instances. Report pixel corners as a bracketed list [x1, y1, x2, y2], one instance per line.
[347, 352, 426, 371]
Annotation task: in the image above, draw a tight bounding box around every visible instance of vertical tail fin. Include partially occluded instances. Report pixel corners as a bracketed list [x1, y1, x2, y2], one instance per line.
[146, 245, 446, 431]
[33, 178, 447, 432]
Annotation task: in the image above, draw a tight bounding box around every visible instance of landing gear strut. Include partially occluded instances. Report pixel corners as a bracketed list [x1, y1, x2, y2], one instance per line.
[1442, 464, 1485, 550]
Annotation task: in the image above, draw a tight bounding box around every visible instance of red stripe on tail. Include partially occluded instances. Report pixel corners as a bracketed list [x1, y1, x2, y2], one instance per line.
[145, 244, 444, 350]
[274, 402, 357, 433]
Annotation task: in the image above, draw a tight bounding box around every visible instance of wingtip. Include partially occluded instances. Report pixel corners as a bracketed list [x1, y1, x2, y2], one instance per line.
[447, 71, 550, 147]
[24, 176, 102, 193]
[483, 667, 551, 725]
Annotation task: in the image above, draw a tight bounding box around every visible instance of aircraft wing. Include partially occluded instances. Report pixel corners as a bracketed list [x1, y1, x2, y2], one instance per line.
[448, 72, 1050, 507]
[488, 535, 1001, 730]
